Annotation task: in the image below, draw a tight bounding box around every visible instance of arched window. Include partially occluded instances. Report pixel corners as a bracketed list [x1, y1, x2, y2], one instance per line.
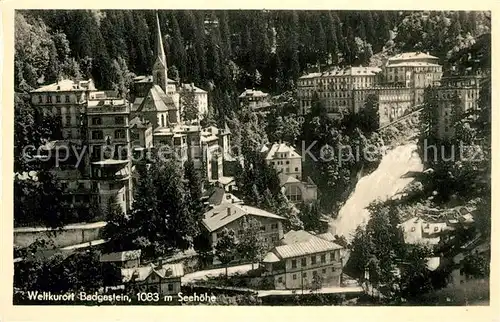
[161, 115, 165, 127]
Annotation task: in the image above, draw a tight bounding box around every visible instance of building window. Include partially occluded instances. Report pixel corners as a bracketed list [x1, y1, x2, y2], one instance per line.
[65, 95, 70, 103]
[291, 259, 297, 269]
[65, 115, 72, 126]
[301, 258, 307, 267]
[260, 226, 266, 232]
[286, 161, 289, 164]
[92, 130, 103, 140]
[115, 116, 125, 125]
[322, 269, 326, 274]
[295, 167, 299, 172]
[311, 256, 316, 265]
[278, 277, 283, 283]
[330, 252, 336, 262]
[92, 117, 102, 125]
[46, 96, 52, 103]
[168, 284, 174, 292]
[302, 272, 307, 278]
[312, 271, 318, 277]
[115, 129, 126, 139]
[271, 223, 278, 230]
[56, 95, 61, 103]
[38, 96, 43, 103]
[321, 254, 326, 263]
[292, 274, 297, 280]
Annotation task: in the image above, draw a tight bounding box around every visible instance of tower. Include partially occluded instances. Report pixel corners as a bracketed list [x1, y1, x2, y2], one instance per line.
[153, 11, 168, 92]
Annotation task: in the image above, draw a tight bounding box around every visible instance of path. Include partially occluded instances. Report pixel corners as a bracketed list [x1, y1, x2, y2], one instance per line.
[257, 285, 363, 297]
[330, 143, 423, 241]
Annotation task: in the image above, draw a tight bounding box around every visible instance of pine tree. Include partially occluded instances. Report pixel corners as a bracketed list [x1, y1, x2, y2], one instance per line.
[236, 217, 268, 269]
[214, 228, 238, 276]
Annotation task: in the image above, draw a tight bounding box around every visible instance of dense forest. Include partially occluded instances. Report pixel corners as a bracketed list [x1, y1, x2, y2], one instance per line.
[15, 10, 490, 124]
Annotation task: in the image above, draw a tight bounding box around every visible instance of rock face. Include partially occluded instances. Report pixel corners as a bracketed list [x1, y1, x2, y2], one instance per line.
[330, 143, 423, 241]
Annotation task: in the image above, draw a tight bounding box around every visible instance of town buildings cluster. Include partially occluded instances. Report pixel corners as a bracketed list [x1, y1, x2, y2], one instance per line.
[297, 51, 485, 138]
[28, 14, 227, 217]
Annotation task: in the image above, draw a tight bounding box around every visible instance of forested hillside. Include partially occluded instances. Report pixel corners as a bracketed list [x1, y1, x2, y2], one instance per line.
[15, 10, 490, 120]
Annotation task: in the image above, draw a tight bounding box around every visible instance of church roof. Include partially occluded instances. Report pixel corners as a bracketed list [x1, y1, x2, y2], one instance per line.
[155, 12, 167, 69]
[137, 85, 176, 112]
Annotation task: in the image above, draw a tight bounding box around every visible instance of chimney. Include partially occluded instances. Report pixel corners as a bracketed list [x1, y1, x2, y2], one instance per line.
[227, 206, 231, 216]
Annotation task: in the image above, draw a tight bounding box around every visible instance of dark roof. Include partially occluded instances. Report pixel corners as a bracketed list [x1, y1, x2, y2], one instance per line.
[137, 85, 176, 112]
[130, 116, 150, 129]
[207, 187, 225, 206]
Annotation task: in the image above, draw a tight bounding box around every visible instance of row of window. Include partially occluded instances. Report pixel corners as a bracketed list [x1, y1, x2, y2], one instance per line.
[91, 116, 125, 125]
[216, 223, 280, 239]
[290, 252, 338, 269]
[91, 129, 127, 140]
[277, 267, 337, 283]
[38, 95, 71, 104]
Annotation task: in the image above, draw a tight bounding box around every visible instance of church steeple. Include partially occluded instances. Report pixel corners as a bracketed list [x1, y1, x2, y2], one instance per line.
[153, 11, 168, 91]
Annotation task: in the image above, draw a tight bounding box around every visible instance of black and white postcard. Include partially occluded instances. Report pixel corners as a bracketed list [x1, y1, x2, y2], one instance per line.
[0, 1, 497, 321]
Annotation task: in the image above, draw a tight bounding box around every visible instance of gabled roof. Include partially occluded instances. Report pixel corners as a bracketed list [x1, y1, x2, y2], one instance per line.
[265, 143, 301, 160]
[202, 204, 285, 232]
[278, 173, 301, 186]
[273, 232, 342, 259]
[121, 263, 184, 283]
[137, 85, 176, 112]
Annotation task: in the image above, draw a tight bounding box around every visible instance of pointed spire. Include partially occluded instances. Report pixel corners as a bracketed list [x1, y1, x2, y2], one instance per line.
[156, 10, 167, 68]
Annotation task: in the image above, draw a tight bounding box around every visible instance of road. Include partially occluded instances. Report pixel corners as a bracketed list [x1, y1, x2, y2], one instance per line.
[257, 285, 363, 297]
[329, 143, 423, 241]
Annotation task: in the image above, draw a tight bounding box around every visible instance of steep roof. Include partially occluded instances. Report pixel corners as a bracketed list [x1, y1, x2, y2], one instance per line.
[137, 85, 176, 112]
[202, 203, 285, 233]
[265, 143, 301, 160]
[155, 12, 167, 69]
[278, 173, 301, 186]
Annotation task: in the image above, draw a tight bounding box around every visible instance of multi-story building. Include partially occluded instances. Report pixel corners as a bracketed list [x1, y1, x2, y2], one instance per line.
[433, 75, 483, 139]
[152, 124, 230, 182]
[297, 52, 444, 126]
[27, 13, 230, 219]
[265, 142, 302, 180]
[264, 142, 317, 203]
[179, 83, 209, 118]
[239, 89, 271, 111]
[202, 203, 286, 249]
[86, 94, 134, 214]
[261, 230, 343, 290]
[297, 67, 381, 117]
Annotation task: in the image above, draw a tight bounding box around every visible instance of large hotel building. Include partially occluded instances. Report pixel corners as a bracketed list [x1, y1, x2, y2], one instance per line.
[297, 52, 443, 126]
